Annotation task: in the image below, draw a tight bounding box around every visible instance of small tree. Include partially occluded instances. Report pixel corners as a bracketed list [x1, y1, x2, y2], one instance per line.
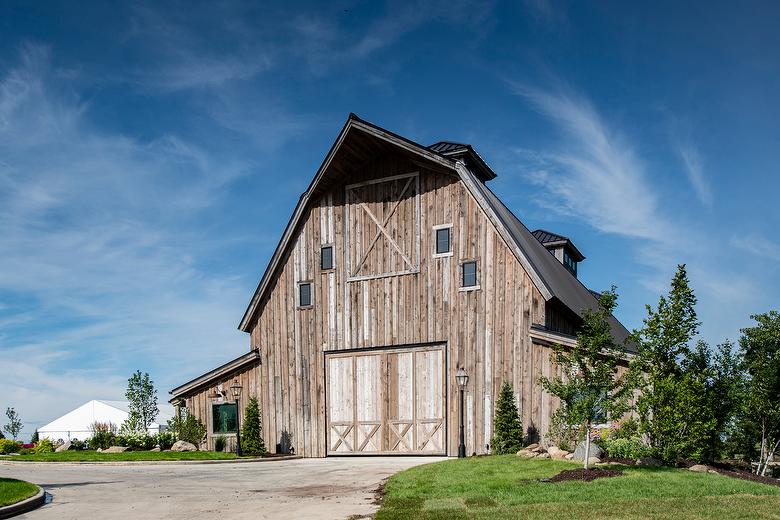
[241, 397, 266, 455]
[739, 311, 780, 475]
[540, 288, 635, 469]
[30, 430, 39, 444]
[491, 382, 523, 454]
[124, 371, 158, 432]
[168, 408, 206, 446]
[3, 407, 23, 440]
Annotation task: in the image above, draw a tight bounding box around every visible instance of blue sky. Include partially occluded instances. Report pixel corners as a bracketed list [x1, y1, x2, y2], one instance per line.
[1, 1, 778, 437]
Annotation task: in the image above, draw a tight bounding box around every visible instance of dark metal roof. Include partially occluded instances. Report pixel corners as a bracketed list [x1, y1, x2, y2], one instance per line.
[532, 229, 585, 262]
[466, 172, 633, 350]
[427, 141, 497, 181]
[169, 350, 261, 400]
[428, 141, 470, 154]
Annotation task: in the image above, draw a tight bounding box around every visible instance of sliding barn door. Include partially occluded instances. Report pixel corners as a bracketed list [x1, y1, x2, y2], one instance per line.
[326, 346, 445, 455]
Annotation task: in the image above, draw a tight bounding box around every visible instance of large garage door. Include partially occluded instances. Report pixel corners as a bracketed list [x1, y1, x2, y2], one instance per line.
[326, 346, 445, 455]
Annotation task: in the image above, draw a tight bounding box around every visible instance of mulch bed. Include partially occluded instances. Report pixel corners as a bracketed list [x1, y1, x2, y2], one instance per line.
[601, 457, 637, 466]
[716, 469, 780, 487]
[544, 468, 624, 483]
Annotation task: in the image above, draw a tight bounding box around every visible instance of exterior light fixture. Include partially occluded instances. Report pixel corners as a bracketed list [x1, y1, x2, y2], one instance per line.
[229, 379, 243, 456]
[456, 367, 468, 458]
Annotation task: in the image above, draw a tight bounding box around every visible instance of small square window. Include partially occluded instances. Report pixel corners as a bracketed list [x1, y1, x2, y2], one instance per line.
[462, 261, 477, 287]
[299, 282, 312, 307]
[435, 228, 451, 254]
[321, 245, 333, 270]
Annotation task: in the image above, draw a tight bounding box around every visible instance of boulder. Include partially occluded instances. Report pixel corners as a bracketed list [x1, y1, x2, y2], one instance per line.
[516, 449, 536, 458]
[548, 446, 570, 460]
[96, 448, 103, 453]
[103, 446, 128, 453]
[536, 452, 551, 459]
[564, 453, 574, 460]
[171, 440, 198, 452]
[572, 441, 604, 462]
[689, 464, 711, 473]
[586, 457, 602, 466]
[525, 443, 540, 451]
[636, 457, 664, 467]
[55, 441, 72, 452]
[151, 447, 161, 452]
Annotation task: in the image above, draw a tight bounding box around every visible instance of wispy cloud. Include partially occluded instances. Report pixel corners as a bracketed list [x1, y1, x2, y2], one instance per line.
[676, 143, 713, 207]
[509, 83, 671, 241]
[730, 233, 780, 262]
[0, 43, 250, 435]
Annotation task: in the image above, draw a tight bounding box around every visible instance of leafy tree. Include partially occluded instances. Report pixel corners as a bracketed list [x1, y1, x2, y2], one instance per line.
[3, 407, 23, 440]
[123, 370, 158, 432]
[738, 311, 780, 475]
[540, 287, 635, 469]
[491, 382, 523, 454]
[168, 407, 206, 446]
[30, 430, 39, 444]
[241, 397, 266, 455]
[632, 265, 743, 463]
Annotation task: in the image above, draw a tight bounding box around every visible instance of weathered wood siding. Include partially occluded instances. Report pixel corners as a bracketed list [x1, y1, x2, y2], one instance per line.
[180, 362, 261, 452]
[245, 155, 571, 457]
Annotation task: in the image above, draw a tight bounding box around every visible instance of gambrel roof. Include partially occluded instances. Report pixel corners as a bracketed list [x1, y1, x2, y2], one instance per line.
[238, 114, 631, 347]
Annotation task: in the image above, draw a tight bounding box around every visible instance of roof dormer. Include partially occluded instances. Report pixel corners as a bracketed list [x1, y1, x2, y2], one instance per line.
[532, 229, 585, 278]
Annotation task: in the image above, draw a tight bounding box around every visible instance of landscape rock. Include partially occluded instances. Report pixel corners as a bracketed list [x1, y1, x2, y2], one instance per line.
[55, 441, 72, 452]
[573, 442, 604, 462]
[96, 448, 103, 453]
[688, 464, 711, 473]
[548, 446, 570, 460]
[586, 457, 602, 465]
[564, 453, 574, 460]
[151, 447, 161, 452]
[171, 440, 198, 452]
[103, 446, 128, 453]
[636, 457, 664, 467]
[525, 443, 540, 451]
[516, 449, 536, 458]
[536, 452, 551, 459]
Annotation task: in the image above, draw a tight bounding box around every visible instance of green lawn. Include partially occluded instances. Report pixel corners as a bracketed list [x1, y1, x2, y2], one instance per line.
[376, 455, 780, 520]
[0, 478, 39, 507]
[2, 450, 238, 462]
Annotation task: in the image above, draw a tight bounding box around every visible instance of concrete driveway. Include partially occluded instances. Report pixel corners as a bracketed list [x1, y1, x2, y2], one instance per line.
[0, 457, 443, 519]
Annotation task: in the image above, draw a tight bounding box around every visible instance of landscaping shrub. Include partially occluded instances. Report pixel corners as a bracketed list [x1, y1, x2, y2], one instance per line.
[34, 438, 55, 454]
[491, 382, 523, 454]
[169, 409, 206, 446]
[214, 435, 226, 453]
[0, 439, 22, 454]
[156, 431, 176, 450]
[116, 431, 156, 450]
[604, 437, 651, 459]
[88, 421, 117, 450]
[241, 397, 266, 455]
[70, 439, 87, 451]
[610, 418, 640, 440]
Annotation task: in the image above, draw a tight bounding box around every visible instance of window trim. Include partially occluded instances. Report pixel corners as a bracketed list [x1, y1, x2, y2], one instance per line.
[297, 281, 314, 309]
[211, 401, 238, 435]
[458, 260, 480, 291]
[432, 223, 453, 258]
[320, 244, 335, 271]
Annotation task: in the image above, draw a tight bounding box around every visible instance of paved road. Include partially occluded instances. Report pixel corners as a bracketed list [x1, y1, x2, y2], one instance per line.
[0, 457, 443, 520]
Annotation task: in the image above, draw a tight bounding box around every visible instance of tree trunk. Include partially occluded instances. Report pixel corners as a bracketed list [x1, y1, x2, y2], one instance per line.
[757, 420, 767, 475]
[761, 438, 779, 477]
[584, 422, 591, 470]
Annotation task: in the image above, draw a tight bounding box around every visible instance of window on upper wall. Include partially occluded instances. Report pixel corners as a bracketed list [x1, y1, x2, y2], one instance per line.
[563, 250, 577, 276]
[461, 261, 478, 289]
[320, 245, 334, 270]
[298, 282, 313, 307]
[212, 403, 237, 434]
[433, 224, 453, 257]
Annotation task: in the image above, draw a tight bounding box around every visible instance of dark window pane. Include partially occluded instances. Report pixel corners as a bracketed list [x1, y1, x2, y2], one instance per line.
[299, 283, 312, 306]
[212, 403, 237, 434]
[462, 261, 477, 287]
[321, 246, 333, 270]
[435, 228, 450, 254]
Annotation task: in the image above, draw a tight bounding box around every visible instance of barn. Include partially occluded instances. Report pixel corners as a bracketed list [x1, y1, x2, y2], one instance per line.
[169, 114, 631, 457]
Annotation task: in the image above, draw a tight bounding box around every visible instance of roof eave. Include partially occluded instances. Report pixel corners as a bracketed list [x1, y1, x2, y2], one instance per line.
[169, 350, 261, 400]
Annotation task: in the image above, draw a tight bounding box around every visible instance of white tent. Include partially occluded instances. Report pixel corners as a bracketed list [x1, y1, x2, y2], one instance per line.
[37, 400, 175, 442]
